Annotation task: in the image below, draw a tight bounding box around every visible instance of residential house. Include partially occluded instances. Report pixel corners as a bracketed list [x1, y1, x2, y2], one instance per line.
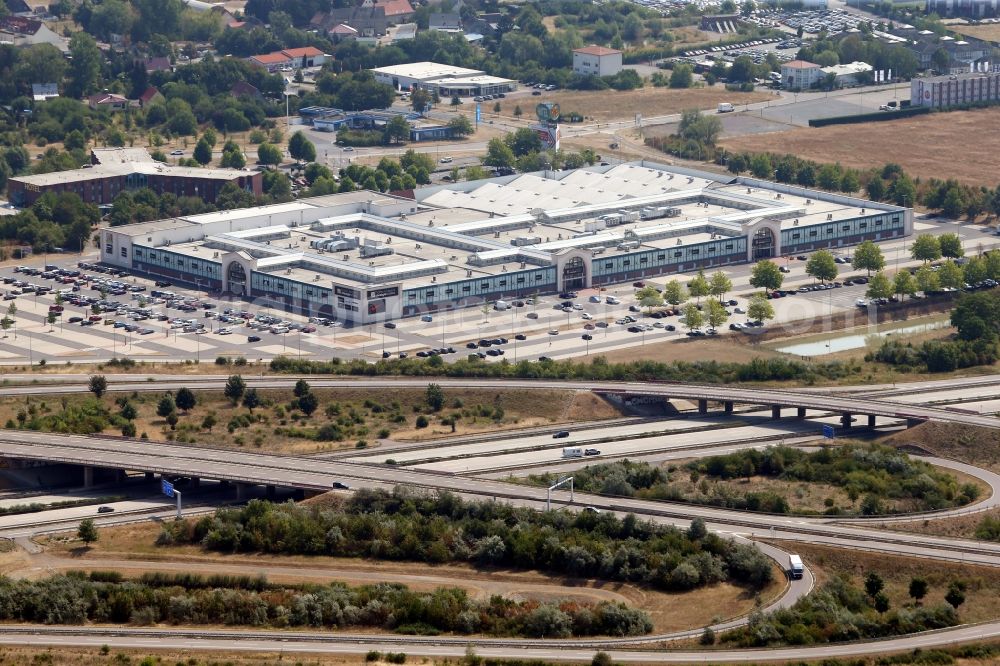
[136, 86, 164, 108]
[30, 82, 58, 101]
[311, 7, 388, 38]
[143, 56, 172, 74]
[428, 12, 462, 32]
[0, 16, 67, 51]
[370, 0, 414, 22]
[329, 23, 359, 42]
[87, 93, 129, 111]
[891, 29, 993, 73]
[230, 81, 263, 100]
[4, 0, 31, 16]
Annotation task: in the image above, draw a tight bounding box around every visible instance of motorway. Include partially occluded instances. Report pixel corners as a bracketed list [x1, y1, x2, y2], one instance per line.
[2, 374, 1000, 660]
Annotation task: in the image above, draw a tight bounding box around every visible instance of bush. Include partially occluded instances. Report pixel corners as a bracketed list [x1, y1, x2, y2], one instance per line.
[415, 415, 429, 428]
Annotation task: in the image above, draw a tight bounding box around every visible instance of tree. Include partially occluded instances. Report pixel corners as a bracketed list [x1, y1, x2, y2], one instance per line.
[224, 375, 246, 404]
[852, 240, 884, 276]
[911, 234, 941, 263]
[669, 64, 693, 88]
[193, 137, 213, 166]
[293, 379, 311, 398]
[120, 401, 137, 421]
[385, 116, 412, 144]
[705, 299, 728, 331]
[909, 577, 929, 604]
[687, 270, 709, 303]
[78, 518, 99, 546]
[916, 266, 940, 294]
[893, 269, 917, 299]
[678, 110, 722, 146]
[806, 250, 838, 283]
[747, 294, 774, 324]
[945, 582, 966, 610]
[67, 32, 101, 98]
[297, 392, 319, 416]
[156, 394, 176, 418]
[709, 270, 732, 302]
[175, 387, 196, 412]
[426, 383, 445, 412]
[513, 105, 522, 118]
[256, 143, 282, 167]
[202, 414, 217, 431]
[939, 232, 964, 259]
[504, 127, 543, 157]
[635, 285, 663, 311]
[592, 652, 613, 666]
[483, 137, 516, 171]
[242, 388, 261, 413]
[448, 115, 474, 137]
[964, 256, 988, 284]
[288, 132, 317, 162]
[874, 592, 891, 614]
[411, 88, 431, 113]
[749, 260, 783, 293]
[88, 375, 108, 398]
[863, 272, 892, 301]
[682, 302, 704, 331]
[662, 280, 688, 306]
[864, 572, 884, 600]
[938, 260, 964, 289]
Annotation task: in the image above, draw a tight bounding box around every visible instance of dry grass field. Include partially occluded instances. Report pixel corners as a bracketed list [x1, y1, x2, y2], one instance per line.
[883, 421, 1000, 474]
[1, 387, 622, 454]
[877, 507, 1000, 540]
[720, 107, 1000, 188]
[496, 86, 772, 123]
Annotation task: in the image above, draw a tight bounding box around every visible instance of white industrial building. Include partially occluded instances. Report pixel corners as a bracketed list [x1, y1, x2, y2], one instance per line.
[572, 45, 624, 77]
[912, 70, 1000, 108]
[98, 162, 912, 325]
[369, 61, 517, 97]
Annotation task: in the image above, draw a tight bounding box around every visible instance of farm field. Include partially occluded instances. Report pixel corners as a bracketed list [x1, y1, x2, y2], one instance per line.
[720, 107, 1000, 188]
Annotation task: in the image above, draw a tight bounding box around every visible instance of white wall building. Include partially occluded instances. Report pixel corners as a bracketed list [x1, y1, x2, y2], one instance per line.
[572, 45, 623, 78]
[369, 61, 517, 96]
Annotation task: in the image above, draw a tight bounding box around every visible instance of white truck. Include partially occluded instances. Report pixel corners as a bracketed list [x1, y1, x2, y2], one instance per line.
[788, 554, 804, 580]
[562, 447, 584, 458]
[717, 102, 735, 113]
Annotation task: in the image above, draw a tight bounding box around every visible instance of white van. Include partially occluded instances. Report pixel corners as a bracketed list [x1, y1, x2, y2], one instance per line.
[717, 102, 735, 113]
[562, 447, 584, 458]
[494, 300, 510, 311]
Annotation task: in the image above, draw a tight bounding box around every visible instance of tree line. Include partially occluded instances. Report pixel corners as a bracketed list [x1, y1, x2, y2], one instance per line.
[161, 488, 774, 593]
[0, 569, 650, 638]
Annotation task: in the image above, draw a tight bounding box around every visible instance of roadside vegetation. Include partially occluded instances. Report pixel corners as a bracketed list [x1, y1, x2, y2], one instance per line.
[0, 382, 614, 453]
[523, 445, 979, 516]
[0, 570, 649, 638]
[157, 488, 775, 594]
[724, 542, 1000, 649]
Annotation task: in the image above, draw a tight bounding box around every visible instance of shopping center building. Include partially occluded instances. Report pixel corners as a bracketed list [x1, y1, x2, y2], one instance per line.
[99, 162, 912, 323]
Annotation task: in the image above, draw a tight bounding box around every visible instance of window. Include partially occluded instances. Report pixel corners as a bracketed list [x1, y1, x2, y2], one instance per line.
[605, 262, 613, 269]
[674, 251, 682, 257]
[639, 257, 648, 263]
[120, 247, 127, 258]
[875, 220, 884, 227]
[535, 273, 543, 280]
[516, 277, 525, 283]
[149, 253, 156, 260]
[462, 285, 471, 292]
[306, 289, 313, 296]
[480, 282, 489, 289]
[725, 243, 734, 250]
[191, 262, 198, 270]
[408, 293, 416, 300]
[809, 230, 818, 237]
[842, 225, 850, 231]
[708, 246, 716, 252]
[623, 259, 630, 266]
[691, 249, 700, 255]
[859, 222, 867, 229]
[176, 260, 183, 267]
[792, 233, 801, 240]
[445, 288, 453, 294]
[499, 279, 507, 286]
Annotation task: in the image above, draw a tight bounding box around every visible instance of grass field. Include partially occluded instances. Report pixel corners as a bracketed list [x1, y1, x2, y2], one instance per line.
[2, 387, 622, 454]
[884, 421, 1000, 474]
[877, 507, 1000, 540]
[720, 107, 1000, 188]
[43, 520, 786, 635]
[496, 86, 772, 123]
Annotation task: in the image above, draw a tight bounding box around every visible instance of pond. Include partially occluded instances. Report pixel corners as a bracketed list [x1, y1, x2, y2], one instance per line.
[772, 320, 952, 357]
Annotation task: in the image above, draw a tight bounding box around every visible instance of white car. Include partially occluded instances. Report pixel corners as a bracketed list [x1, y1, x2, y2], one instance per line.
[217, 327, 233, 335]
[581, 312, 593, 320]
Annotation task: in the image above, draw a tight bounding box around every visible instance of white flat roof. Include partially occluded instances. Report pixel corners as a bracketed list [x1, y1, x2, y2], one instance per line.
[370, 61, 483, 81]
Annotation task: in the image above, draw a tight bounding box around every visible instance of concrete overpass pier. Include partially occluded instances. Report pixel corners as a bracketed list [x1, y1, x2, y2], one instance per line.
[868, 414, 877, 429]
[144, 471, 155, 481]
[266, 485, 276, 498]
[771, 405, 782, 419]
[841, 413, 853, 429]
[797, 407, 807, 419]
[724, 401, 733, 414]
[698, 399, 708, 414]
[235, 483, 249, 501]
[83, 466, 94, 488]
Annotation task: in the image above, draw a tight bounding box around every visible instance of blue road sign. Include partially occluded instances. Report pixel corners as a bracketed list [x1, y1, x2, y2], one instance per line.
[475, 104, 481, 123]
[822, 424, 835, 439]
[161, 479, 174, 498]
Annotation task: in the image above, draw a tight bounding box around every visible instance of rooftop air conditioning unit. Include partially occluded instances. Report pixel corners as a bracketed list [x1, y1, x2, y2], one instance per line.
[286, 269, 292, 274]
[344, 254, 349, 261]
[431, 276, 436, 282]
[806, 199, 812, 204]
[827, 213, 833, 220]
[315, 275, 321, 281]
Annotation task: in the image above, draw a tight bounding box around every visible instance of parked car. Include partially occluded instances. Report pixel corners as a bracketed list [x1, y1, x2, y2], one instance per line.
[553, 430, 570, 438]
